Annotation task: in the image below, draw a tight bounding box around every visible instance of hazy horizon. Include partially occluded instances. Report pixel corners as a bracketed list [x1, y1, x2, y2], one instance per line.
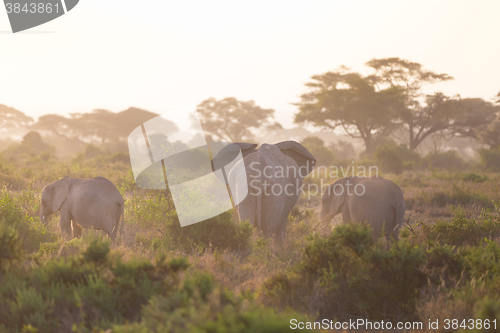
[1, 0, 499, 128]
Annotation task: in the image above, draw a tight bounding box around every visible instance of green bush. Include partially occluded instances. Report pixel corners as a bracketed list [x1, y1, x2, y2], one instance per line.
[473, 297, 500, 331]
[407, 184, 494, 210]
[461, 172, 489, 183]
[166, 210, 254, 252]
[0, 242, 192, 332]
[83, 144, 108, 160]
[0, 236, 314, 333]
[0, 225, 21, 269]
[264, 223, 426, 321]
[374, 144, 403, 174]
[424, 150, 464, 170]
[113, 300, 316, 333]
[0, 191, 57, 253]
[395, 144, 422, 168]
[478, 147, 500, 171]
[108, 151, 130, 164]
[301, 136, 335, 166]
[420, 209, 500, 247]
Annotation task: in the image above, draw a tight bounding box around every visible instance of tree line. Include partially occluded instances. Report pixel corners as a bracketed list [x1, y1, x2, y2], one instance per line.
[1, 57, 499, 154]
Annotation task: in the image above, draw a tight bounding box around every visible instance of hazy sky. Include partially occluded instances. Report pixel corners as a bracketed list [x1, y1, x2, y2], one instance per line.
[1, 0, 499, 128]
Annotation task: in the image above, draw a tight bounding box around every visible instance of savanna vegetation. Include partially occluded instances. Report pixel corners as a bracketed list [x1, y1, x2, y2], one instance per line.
[1, 58, 500, 332]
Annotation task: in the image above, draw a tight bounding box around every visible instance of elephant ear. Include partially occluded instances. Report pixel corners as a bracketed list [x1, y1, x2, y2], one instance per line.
[52, 177, 72, 212]
[211, 142, 258, 172]
[275, 141, 316, 178]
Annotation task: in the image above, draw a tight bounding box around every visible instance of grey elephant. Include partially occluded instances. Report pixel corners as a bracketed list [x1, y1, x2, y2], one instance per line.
[212, 141, 316, 244]
[320, 176, 405, 242]
[40, 176, 124, 241]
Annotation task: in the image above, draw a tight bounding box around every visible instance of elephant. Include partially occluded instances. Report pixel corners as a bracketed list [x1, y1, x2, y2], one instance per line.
[212, 141, 316, 244]
[40, 176, 124, 241]
[320, 176, 405, 243]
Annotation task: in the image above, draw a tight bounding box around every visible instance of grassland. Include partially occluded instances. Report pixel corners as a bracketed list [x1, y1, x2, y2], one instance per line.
[1, 152, 500, 332]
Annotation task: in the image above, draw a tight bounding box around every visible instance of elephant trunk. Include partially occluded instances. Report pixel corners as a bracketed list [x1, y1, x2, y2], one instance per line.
[319, 206, 331, 223]
[39, 203, 47, 225]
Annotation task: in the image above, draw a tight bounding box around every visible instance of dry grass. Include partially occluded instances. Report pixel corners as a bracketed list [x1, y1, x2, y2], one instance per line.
[2, 154, 500, 332]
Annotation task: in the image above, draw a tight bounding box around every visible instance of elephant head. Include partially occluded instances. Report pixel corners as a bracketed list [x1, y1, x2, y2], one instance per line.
[211, 140, 316, 183]
[320, 177, 348, 223]
[40, 177, 72, 224]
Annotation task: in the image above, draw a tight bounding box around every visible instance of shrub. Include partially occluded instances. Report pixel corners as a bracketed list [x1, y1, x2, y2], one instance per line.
[113, 299, 317, 333]
[108, 151, 130, 164]
[0, 248, 192, 332]
[83, 144, 108, 160]
[461, 172, 489, 183]
[0, 173, 26, 190]
[166, 210, 254, 252]
[473, 297, 500, 330]
[478, 147, 500, 171]
[301, 136, 335, 166]
[374, 144, 403, 174]
[408, 184, 494, 210]
[83, 239, 110, 264]
[0, 225, 21, 269]
[420, 209, 500, 247]
[264, 223, 426, 321]
[423, 150, 464, 170]
[0, 191, 57, 253]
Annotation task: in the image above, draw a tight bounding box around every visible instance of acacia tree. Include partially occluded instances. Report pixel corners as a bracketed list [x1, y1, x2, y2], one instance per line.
[32, 107, 162, 145]
[474, 92, 500, 149]
[197, 97, 281, 142]
[294, 69, 403, 154]
[31, 114, 79, 140]
[366, 58, 456, 150]
[69, 109, 118, 145]
[0, 104, 33, 129]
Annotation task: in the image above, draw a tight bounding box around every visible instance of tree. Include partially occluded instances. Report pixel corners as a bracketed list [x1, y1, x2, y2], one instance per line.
[197, 97, 281, 142]
[294, 68, 403, 154]
[0, 104, 33, 129]
[365, 58, 455, 150]
[69, 109, 117, 144]
[31, 107, 163, 146]
[31, 114, 78, 140]
[300, 136, 335, 166]
[4, 130, 53, 158]
[474, 92, 500, 149]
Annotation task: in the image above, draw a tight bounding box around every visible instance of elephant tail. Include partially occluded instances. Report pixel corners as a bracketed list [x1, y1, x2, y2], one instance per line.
[112, 202, 125, 239]
[393, 200, 406, 235]
[256, 190, 262, 232]
[399, 200, 406, 227]
[120, 202, 125, 235]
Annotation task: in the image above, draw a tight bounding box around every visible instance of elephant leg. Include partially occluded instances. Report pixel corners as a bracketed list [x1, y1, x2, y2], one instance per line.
[341, 208, 351, 224]
[274, 218, 287, 245]
[59, 211, 72, 238]
[236, 199, 256, 229]
[72, 221, 82, 238]
[261, 198, 283, 239]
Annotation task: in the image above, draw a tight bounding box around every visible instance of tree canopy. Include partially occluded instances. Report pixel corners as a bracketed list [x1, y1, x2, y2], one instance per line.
[0, 104, 33, 130]
[295, 57, 498, 152]
[31, 107, 161, 145]
[294, 68, 403, 153]
[197, 97, 281, 142]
